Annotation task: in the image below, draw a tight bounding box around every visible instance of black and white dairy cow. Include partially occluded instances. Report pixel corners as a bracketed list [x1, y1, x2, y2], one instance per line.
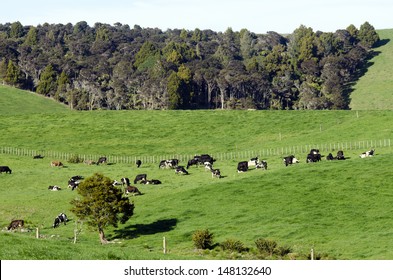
[306, 149, 322, 163]
[256, 160, 268, 170]
[0, 166, 12, 174]
[326, 153, 334, 160]
[237, 161, 248, 172]
[336, 150, 345, 160]
[48, 185, 61, 191]
[248, 157, 259, 168]
[175, 166, 189, 175]
[68, 175, 83, 191]
[283, 155, 299, 166]
[360, 149, 375, 158]
[134, 174, 147, 184]
[159, 159, 179, 169]
[121, 177, 130, 186]
[53, 213, 68, 228]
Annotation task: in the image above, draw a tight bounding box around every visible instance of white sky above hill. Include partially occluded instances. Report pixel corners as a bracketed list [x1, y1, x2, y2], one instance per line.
[2, 0, 392, 34]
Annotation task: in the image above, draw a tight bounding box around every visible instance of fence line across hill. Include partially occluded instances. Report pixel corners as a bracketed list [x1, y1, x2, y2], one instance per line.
[0, 139, 390, 165]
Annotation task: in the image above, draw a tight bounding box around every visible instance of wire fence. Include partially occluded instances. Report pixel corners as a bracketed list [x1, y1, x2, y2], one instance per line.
[0, 139, 390, 164]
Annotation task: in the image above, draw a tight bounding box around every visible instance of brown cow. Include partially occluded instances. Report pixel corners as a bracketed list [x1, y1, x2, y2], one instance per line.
[50, 161, 63, 167]
[125, 186, 142, 196]
[8, 219, 24, 230]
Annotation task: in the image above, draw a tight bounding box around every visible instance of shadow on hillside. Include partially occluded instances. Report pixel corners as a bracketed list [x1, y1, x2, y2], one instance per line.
[374, 38, 390, 48]
[346, 39, 390, 108]
[110, 218, 178, 240]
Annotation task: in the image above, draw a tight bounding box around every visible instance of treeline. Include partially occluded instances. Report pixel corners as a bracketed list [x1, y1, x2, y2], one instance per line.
[0, 21, 379, 110]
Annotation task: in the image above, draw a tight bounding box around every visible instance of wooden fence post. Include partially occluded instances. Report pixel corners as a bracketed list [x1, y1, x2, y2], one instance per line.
[163, 237, 167, 254]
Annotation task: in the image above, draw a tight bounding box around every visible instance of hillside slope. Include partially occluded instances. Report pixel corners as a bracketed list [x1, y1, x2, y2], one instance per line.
[350, 29, 393, 110]
[0, 85, 69, 115]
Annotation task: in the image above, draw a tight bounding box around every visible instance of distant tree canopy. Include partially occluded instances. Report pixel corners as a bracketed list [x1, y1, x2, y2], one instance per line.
[0, 21, 379, 110]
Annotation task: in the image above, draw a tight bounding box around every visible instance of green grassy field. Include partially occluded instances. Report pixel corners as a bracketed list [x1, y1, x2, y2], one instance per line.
[0, 106, 392, 259]
[350, 29, 393, 110]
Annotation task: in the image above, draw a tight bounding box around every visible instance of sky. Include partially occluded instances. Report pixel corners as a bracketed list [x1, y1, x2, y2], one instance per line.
[2, 0, 392, 34]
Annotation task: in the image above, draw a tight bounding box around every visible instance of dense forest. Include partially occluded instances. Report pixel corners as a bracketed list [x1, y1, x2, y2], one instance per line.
[0, 21, 379, 110]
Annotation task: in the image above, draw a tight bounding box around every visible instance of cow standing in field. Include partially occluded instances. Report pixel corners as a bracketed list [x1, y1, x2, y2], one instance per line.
[136, 160, 142, 168]
[134, 174, 147, 184]
[68, 175, 83, 191]
[97, 157, 107, 165]
[0, 166, 12, 174]
[7, 220, 24, 230]
[53, 213, 68, 228]
[121, 177, 130, 186]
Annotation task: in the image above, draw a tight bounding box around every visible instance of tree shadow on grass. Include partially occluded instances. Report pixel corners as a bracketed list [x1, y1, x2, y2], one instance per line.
[110, 218, 178, 240]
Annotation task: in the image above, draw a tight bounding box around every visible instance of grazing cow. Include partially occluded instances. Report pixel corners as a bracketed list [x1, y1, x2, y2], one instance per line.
[237, 161, 248, 172]
[336, 150, 345, 160]
[326, 153, 334, 160]
[186, 158, 199, 169]
[309, 149, 320, 155]
[175, 166, 189, 175]
[53, 213, 68, 228]
[97, 157, 107, 165]
[50, 161, 63, 167]
[360, 149, 375, 158]
[68, 180, 79, 190]
[68, 176, 83, 191]
[283, 155, 299, 166]
[0, 166, 12, 174]
[256, 160, 268, 170]
[121, 177, 130, 186]
[134, 174, 147, 184]
[306, 153, 321, 163]
[7, 220, 24, 230]
[205, 164, 221, 178]
[33, 154, 44, 159]
[210, 168, 221, 178]
[159, 159, 179, 169]
[143, 179, 162, 185]
[125, 186, 142, 195]
[48, 185, 61, 191]
[136, 159, 142, 168]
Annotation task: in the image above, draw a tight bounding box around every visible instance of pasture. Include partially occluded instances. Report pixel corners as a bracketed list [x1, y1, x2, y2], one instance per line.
[350, 29, 393, 110]
[0, 100, 392, 259]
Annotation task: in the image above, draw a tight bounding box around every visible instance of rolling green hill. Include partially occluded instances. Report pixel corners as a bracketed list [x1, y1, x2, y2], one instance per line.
[0, 85, 69, 115]
[350, 29, 393, 110]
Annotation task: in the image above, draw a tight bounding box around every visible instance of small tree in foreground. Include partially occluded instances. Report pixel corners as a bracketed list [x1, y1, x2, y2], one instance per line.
[70, 173, 134, 244]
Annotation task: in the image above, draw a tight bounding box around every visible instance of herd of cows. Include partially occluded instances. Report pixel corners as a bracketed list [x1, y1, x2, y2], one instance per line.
[2, 148, 376, 232]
